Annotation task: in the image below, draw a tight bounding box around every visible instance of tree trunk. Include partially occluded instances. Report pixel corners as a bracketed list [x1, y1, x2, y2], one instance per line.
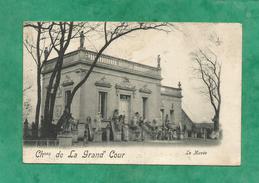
[42, 22, 73, 139]
[42, 58, 61, 138]
[49, 53, 64, 123]
[43, 52, 66, 138]
[213, 111, 219, 132]
[214, 118, 219, 132]
[34, 66, 41, 138]
[42, 91, 51, 138]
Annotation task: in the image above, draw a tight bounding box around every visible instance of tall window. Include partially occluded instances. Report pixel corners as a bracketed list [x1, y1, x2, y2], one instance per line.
[65, 90, 71, 108]
[160, 109, 164, 122]
[98, 91, 107, 119]
[170, 109, 174, 123]
[142, 97, 148, 119]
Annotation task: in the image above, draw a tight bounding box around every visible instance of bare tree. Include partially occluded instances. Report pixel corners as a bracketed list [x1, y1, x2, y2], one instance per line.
[42, 22, 96, 137]
[191, 48, 221, 132]
[23, 98, 32, 122]
[25, 22, 174, 138]
[64, 22, 173, 119]
[23, 22, 54, 137]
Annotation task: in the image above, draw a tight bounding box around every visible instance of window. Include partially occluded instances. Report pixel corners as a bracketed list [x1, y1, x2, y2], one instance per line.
[170, 109, 174, 123]
[65, 90, 71, 107]
[160, 109, 164, 122]
[142, 97, 148, 119]
[119, 95, 131, 123]
[98, 91, 107, 119]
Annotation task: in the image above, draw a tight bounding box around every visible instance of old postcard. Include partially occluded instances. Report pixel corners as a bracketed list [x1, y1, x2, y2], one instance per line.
[23, 22, 241, 165]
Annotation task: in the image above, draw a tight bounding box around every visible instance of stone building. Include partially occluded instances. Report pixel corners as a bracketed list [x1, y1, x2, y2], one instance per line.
[42, 48, 184, 136]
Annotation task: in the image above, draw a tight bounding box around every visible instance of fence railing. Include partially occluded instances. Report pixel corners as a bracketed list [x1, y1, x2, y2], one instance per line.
[85, 50, 160, 75]
[23, 139, 59, 147]
[43, 49, 161, 78]
[161, 86, 182, 97]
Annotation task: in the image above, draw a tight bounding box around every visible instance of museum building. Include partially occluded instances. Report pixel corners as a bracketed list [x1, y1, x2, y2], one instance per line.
[42, 48, 183, 130]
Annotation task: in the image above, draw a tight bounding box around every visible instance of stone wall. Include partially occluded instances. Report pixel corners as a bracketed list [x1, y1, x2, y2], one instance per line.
[160, 87, 182, 128]
[79, 63, 161, 124]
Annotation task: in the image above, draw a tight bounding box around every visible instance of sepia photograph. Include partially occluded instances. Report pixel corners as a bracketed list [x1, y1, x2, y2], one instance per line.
[23, 21, 241, 165]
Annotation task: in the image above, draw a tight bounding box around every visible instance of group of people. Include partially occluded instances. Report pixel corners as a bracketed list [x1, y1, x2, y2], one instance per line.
[110, 109, 185, 141]
[112, 109, 125, 132]
[57, 107, 184, 142]
[154, 126, 182, 140]
[111, 110, 145, 141]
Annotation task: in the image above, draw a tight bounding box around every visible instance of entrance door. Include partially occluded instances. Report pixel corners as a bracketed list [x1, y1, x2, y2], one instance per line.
[119, 95, 131, 124]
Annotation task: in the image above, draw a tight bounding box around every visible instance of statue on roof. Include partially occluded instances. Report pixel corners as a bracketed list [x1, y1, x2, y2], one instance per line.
[178, 81, 182, 89]
[157, 55, 161, 69]
[79, 31, 85, 49]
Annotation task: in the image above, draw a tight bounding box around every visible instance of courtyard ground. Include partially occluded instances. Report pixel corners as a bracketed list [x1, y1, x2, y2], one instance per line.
[73, 138, 220, 147]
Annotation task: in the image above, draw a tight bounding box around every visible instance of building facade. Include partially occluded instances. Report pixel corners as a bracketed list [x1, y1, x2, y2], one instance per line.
[42, 48, 183, 129]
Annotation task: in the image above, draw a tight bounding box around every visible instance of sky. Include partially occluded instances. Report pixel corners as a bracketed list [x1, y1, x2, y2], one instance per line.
[23, 22, 242, 124]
